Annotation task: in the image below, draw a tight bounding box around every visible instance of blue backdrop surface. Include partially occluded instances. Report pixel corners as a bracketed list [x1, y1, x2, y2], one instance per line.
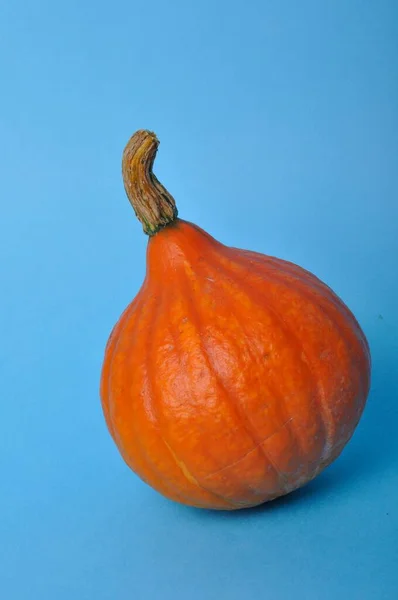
[1, 1, 397, 599]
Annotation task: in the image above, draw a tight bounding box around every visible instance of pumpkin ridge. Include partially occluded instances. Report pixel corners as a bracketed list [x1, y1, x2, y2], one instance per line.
[149, 280, 238, 509]
[276, 256, 370, 356]
[103, 299, 141, 443]
[208, 250, 331, 477]
[179, 264, 280, 502]
[204, 257, 309, 482]
[136, 285, 206, 505]
[101, 303, 133, 436]
[198, 250, 314, 471]
[161, 435, 238, 508]
[114, 292, 191, 502]
[269, 264, 370, 434]
[203, 417, 294, 480]
[258, 253, 370, 380]
[220, 251, 335, 464]
[242, 251, 349, 315]
[229, 249, 369, 454]
[237, 249, 370, 366]
[109, 297, 154, 470]
[171, 272, 253, 507]
[185, 257, 296, 496]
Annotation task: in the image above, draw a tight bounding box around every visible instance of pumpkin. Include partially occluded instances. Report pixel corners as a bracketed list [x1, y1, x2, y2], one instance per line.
[100, 130, 371, 510]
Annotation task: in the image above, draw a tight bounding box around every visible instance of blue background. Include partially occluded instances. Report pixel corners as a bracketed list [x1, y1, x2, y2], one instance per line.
[1, 1, 397, 598]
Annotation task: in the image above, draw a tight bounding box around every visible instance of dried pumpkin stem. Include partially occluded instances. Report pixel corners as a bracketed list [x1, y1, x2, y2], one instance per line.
[122, 130, 178, 235]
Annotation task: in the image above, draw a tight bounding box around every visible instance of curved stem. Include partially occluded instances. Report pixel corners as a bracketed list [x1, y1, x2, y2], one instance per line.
[122, 130, 178, 235]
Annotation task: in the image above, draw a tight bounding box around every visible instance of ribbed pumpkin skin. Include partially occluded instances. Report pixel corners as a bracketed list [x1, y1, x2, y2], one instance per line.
[101, 219, 370, 509]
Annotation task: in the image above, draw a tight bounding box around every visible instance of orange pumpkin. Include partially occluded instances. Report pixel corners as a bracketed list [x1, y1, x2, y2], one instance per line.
[100, 130, 371, 510]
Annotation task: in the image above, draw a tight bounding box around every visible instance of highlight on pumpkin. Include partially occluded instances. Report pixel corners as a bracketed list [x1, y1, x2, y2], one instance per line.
[100, 130, 371, 510]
